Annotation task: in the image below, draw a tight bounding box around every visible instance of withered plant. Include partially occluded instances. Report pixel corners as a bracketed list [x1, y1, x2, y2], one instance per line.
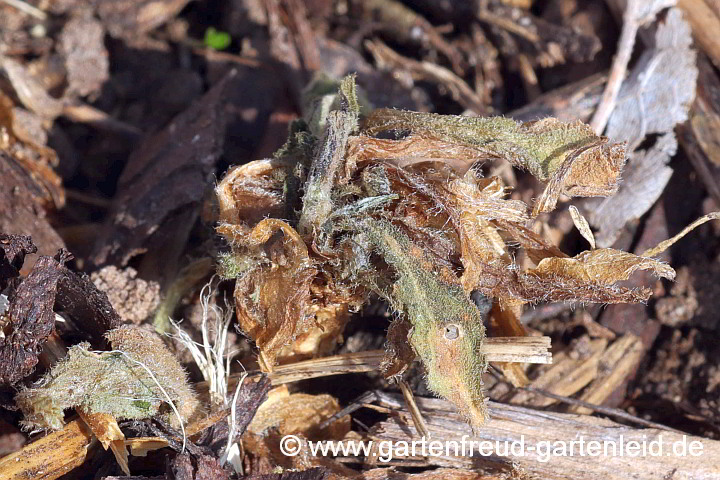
[215, 75, 715, 431]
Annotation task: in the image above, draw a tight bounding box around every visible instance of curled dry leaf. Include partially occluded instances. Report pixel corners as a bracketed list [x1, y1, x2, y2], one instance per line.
[363, 109, 627, 215]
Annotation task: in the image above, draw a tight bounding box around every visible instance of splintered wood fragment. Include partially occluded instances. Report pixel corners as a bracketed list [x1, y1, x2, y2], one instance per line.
[76, 409, 129, 476]
[365, 393, 720, 479]
[0, 418, 93, 480]
[510, 336, 607, 407]
[398, 379, 431, 439]
[240, 337, 554, 387]
[480, 336, 552, 364]
[568, 334, 643, 414]
[269, 351, 385, 385]
[124, 437, 171, 457]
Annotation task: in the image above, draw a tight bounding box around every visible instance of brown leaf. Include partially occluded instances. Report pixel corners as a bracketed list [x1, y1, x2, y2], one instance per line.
[224, 219, 318, 367]
[528, 248, 674, 288]
[248, 387, 350, 440]
[362, 109, 627, 215]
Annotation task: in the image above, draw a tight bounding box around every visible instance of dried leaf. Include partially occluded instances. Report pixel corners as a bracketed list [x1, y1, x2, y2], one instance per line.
[220, 219, 318, 367]
[248, 387, 350, 440]
[364, 109, 626, 215]
[528, 249, 675, 286]
[569, 205, 596, 249]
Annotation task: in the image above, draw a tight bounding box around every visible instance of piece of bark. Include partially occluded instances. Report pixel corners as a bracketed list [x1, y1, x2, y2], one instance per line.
[366, 392, 720, 479]
[681, 54, 720, 205]
[170, 452, 230, 480]
[0, 251, 70, 385]
[245, 468, 330, 480]
[90, 71, 234, 278]
[204, 375, 272, 456]
[0, 150, 65, 269]
[0, 243, 123, 386]
[0, 234, 36, 290]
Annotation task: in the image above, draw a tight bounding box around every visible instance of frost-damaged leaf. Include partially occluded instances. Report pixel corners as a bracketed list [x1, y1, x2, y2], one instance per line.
[218, 219, 318, 368]
[349, 219, 490, 430]
[16, 325, 201, 430]
[528, 249, 674, 287]
[588, 8, 698, 246]
[363, 109, 626, 215]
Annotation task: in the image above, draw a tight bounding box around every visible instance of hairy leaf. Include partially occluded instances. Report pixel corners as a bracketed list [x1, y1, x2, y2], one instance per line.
[364, 109, 626, 214]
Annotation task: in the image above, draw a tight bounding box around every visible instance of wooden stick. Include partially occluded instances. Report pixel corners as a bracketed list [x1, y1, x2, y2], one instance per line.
[0, 419, 93, 480]
[365, 392, 720, 479]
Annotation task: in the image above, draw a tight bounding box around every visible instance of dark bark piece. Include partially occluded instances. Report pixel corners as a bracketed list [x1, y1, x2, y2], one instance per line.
[206, 375, 272, 456]
[90, 70, 235, 276]
[169, 452, 230, 480]
[0, 234, 36, 291]
[55, 267, 123, 344]
[0, 244, 124, 385]
[231, 374, 271, 437]
[0, 252, 70, 385]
